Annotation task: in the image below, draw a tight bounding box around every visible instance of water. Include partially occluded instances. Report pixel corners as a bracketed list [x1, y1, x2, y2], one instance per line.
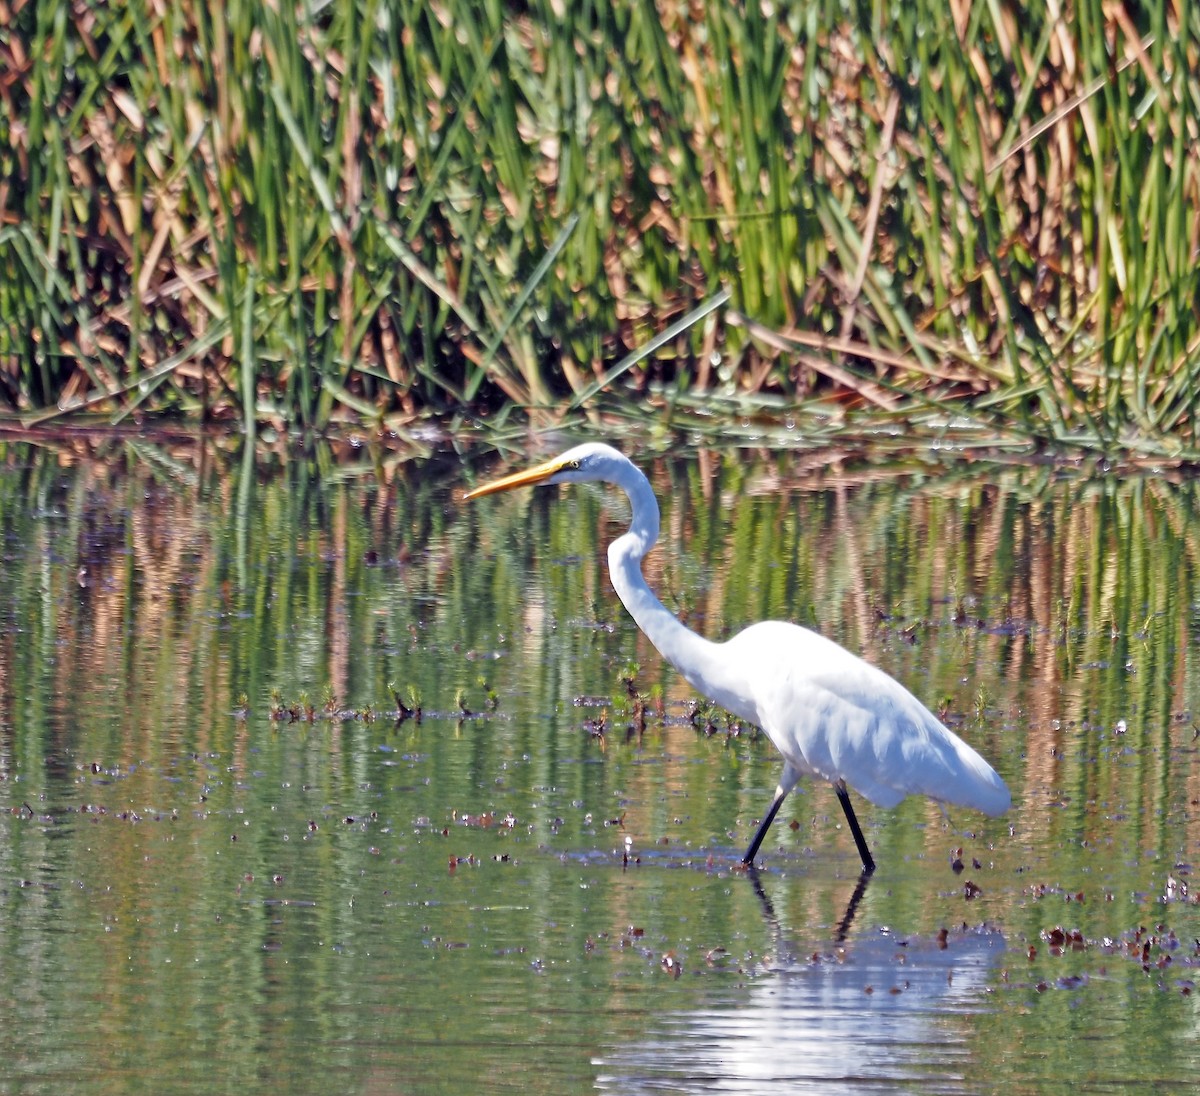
[2, 437, 1198, 1093]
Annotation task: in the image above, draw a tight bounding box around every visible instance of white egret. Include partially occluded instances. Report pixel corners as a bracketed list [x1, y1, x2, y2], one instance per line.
[464, 442, 1010, 871]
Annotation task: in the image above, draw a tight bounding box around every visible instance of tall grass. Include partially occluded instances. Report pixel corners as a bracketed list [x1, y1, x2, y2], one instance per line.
[0, 2, 1197, 454]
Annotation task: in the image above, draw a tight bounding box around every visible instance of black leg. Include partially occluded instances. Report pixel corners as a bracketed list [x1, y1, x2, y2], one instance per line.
[741, 786, 789, 865]
[835, 782, 876, 874]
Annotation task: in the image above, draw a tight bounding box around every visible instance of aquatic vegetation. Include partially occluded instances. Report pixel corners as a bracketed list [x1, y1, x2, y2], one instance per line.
[1, 3, 1197, 458]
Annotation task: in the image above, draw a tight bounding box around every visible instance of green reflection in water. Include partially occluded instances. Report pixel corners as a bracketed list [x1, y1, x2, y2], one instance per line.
[1, 440, 1198, 1093]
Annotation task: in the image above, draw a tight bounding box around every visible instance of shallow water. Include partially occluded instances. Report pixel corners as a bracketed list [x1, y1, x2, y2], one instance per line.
[1, 437, 1198, 1093]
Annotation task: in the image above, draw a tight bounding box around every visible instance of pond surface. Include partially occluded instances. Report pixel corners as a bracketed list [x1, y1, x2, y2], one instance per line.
[2, 434, 1199, 1093]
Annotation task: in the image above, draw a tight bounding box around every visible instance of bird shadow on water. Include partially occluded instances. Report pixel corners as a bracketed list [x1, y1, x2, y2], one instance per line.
[594, 866, 1006, 1095]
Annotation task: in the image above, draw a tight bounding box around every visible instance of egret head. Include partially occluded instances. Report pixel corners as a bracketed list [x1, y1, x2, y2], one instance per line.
[463, 443, 629, 500]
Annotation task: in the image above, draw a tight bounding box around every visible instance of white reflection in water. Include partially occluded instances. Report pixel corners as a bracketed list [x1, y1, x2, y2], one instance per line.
[595, 878, 1005, 1095]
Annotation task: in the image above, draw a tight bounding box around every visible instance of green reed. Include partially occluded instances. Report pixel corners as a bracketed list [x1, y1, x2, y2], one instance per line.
[0, 2, 1196, 455]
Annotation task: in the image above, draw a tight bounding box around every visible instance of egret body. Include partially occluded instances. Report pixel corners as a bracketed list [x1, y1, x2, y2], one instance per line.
[464, 443, 1010, 871]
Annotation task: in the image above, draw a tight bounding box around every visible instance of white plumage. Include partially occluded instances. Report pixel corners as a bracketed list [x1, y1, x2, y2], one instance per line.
[466, 442, 1010, 870]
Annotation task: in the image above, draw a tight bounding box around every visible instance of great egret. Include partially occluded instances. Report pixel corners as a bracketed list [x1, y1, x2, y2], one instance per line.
[464, 442, 1010, 871]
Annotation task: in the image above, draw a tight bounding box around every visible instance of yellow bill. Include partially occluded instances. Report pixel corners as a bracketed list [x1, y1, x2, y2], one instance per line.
[462, 456, 569, 501]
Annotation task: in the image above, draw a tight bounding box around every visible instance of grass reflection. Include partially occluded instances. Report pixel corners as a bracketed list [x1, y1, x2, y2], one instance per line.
[2, 439, 1200, 1091]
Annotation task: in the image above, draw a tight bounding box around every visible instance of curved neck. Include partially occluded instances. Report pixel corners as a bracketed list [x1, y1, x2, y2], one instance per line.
[604, 470, 756, 722]
[603, 464, 668, 640]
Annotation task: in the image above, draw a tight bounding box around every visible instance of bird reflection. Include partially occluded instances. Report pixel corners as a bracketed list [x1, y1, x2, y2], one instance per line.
[595, 869, 1005, 1094]
[747, 865, 873, 945]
